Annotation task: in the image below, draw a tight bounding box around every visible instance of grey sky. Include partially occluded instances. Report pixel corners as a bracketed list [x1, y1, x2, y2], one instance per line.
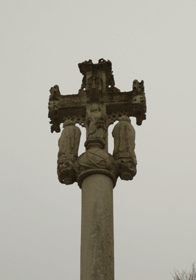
[1, 0, 196, 279]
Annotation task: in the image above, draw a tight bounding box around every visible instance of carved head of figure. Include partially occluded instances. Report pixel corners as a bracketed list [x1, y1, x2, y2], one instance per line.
[57, 161, 75, 185]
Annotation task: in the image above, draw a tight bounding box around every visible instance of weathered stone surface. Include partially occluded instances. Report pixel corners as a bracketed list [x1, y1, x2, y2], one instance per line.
[48, 59, 146, 133]
[74, 145, 117, 187]
[85, 102, 107, 149]
[48, 59, 147, 280]
[57, 120, 81, 184]
[112, 116, 137, 180]
[49, 59, 146, 185]
[81, 174, 114, 280]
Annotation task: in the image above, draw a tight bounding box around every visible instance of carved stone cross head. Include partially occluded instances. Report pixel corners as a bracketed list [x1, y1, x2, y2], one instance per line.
[48, 59, 146, 187]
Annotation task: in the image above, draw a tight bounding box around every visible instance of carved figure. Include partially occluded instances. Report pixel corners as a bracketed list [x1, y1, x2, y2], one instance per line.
[112, 116, 137, 180]
[85, 104, 107, 149]
[57, 120, 81, 184]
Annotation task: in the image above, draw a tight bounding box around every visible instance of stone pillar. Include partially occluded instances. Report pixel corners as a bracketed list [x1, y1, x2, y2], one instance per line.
[81, 174, 114, 280]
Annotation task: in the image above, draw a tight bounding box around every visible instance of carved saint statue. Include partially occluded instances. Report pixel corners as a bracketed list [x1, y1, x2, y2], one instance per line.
[85, 103, 107, 149]
[57, 120, 81, 184]
[112, 116, 137, 180]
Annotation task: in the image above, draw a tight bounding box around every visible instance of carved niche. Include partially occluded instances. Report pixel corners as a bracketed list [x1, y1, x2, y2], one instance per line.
[112, 116, 137, 180]
[57, 120, 81, 185]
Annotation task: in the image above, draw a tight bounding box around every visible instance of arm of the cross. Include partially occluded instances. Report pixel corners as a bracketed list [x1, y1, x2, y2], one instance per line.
[48, 83, 146, 132]
[48, 85, 87, 133]
[104, 90, 146, 126]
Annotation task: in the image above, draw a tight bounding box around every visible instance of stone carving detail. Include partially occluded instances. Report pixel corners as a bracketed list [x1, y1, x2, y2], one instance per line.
[57, 120, 81, 184]
[48, 59, 147, 186]
[49, 85, 61, 103]
[48, 85, 62, 133]
[86, 74, 103, 92]
[85, 103, 107, 149]
[78, 58, 119, 94]
[48, 61, 146, 133]
[132, 80, 146, 125]
[132, 80, 144, 94]
[112, 116, 137, 180]
[74, 146, 118, 187]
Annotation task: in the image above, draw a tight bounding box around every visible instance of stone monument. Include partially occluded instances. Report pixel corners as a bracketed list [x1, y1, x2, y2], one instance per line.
[48, 59, 146, 280]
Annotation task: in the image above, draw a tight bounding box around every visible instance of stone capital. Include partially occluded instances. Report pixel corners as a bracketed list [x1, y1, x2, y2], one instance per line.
[74, 147, 118, 188]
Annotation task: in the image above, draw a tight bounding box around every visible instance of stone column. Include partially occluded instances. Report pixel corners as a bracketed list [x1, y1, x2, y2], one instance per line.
[81, 174, 114, 280]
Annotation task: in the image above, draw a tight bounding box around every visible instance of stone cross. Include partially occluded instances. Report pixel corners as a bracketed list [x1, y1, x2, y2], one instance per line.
[48, 59, 146, 280]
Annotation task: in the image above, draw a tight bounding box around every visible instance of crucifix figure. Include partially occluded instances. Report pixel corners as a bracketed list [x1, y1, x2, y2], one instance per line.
[48, 59, 146, 280]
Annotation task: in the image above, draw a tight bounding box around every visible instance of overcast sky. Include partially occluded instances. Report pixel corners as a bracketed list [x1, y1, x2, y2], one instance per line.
[1, 0, 196, 279]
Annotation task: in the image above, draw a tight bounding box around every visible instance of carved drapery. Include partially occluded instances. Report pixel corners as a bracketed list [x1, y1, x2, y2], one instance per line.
[85, 103, 107, 149]
[74, 146, 118, 187]
[112, 116, 137, 180]
[57, 120, 81, 184]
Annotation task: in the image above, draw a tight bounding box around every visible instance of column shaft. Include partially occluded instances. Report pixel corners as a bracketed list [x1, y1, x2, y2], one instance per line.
[81, 174, 114, 280]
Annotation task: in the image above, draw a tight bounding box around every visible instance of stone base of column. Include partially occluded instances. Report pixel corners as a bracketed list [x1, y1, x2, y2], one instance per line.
[81, 174, 114, 280]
